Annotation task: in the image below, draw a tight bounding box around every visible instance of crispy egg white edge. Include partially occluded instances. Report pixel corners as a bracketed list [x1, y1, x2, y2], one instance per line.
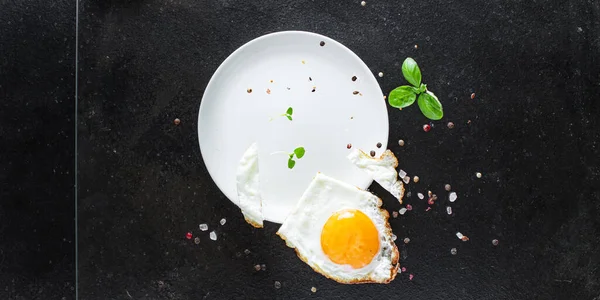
[347, 148, 405, 203]
[277, 173, 399, 283]
[236, 142, 264, 228]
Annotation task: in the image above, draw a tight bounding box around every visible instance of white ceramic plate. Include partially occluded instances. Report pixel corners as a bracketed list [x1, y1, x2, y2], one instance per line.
[198, 31, 389, 224]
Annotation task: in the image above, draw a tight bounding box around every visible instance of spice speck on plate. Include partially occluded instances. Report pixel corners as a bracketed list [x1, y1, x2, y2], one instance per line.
[353, 91, 360, 95]
[351, 75, 357, 81]
[347, 143, 352, 149]
[406, 204, 413, 211]
[447, 121, 454, 129]
[266, 88, 271, 94]
[413, 176, 419, 183]
[471, 92, 476, 99]
[423, 124, 431, 132]
[247, 88, 253, 93]
[376, 142, 382, 148]
[370, 150, 376, 157]
[185, 232, 192, 240]
[445, 184, 452, 191]
[320, 41, 325, 46]
[409, 274, 414, 281]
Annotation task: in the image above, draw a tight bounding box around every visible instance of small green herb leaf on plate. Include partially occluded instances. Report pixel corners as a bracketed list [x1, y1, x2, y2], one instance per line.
[417, 91, 443, 120]
[402, 57, 422, 87]
[286, 115, 292, 121]
[288, 158, 296, 169]
[286, 107, 293, 116]
[388, 86, 417, 109]
[293, 147, 305, 159]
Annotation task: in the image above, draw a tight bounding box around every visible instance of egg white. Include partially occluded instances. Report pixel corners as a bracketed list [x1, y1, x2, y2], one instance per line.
[236, 142, 263, 228]
[277, 173, 399, 283]
[347, 149, 405, 204]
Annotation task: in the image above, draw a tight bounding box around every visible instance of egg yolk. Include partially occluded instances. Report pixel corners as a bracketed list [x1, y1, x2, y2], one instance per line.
[320, 209, 379, 269]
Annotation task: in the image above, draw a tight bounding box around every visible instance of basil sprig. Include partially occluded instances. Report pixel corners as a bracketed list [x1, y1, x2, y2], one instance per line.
[388, 57, 443, 120]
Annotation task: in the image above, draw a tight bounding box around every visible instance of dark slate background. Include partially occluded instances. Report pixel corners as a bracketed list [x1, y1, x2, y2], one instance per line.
[2, 0, 600, 299]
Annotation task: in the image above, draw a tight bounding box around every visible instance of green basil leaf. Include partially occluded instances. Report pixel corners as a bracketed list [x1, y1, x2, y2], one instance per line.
[288, 158, 296, 169]
[419, 83, 427, 93]
[417, 91, 443, 120]
[286, 107, 293, 115]
[294, 147, 305, 159]
[388, 86, 417, 108]
[286, 115, 292, 121]
[402, 57, 422, 87]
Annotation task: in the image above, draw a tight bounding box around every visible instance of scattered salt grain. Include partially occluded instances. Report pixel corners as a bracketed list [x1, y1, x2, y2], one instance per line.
[492, 239, 499, 246]
[392, 211, 398, 218]
[398, 139, 405, 146]
[456, 232, 464, 239]
[413, 176, 419, 183]
[403, 237, 410, 244]
[244, 249, 251, 255]
[311, 287, 317, 293]
[409, 274, 414, 280]
[391, 234, 397, 241]
[417, 193, 424, 200]
[361, 0, 366, 6]
[449, 192, 457, 202]
[194, 237, 200, 244]
[445, 184, 452, 191]
[209, 231, 217, 241]
[378, 72, 384, 77]
[199, 224, 208, 231]
[254, 264, 261, 271]
[476, 172, 482, 178]
[399, 208, 407, 215]
[261, 264, 267, 271]
[406, 191, 412, 197]
[406, 204, 413, 211]
[398, 169, 407, 178]
[274, 281, 281, 289]
[403, 176, 410, 184]
[446, 206, 452, 215]
[220, 218, 226, 226]
[451, 248, 457, 255]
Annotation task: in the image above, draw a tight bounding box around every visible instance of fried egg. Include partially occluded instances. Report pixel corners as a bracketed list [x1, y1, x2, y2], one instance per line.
[236, 142, 263, 228]
[277, 173, 399, 284]
[347, 149, 405, 204]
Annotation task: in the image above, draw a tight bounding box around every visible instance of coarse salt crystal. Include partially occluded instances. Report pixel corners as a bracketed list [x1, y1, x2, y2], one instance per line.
[403, 237, 410, 244]
[417, 193, 424, 199]
[492, 239, 499, 246]
[311, 287, 317, 293]
[199, 224, 208, 231]
[392, 211, 398, 218]
[399, 208, 407, 215]
[220, 218, 226, 225]
[446, 206, 452, 215]
[403, 176, 410, 184]
[391, 234, 397, 241]
[451, 248, 457, 255]
[209, 231, 217, 241]
[456, 232, 464, 239]
[449, 192, 457, 202]
[398, 169, 407, 178]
